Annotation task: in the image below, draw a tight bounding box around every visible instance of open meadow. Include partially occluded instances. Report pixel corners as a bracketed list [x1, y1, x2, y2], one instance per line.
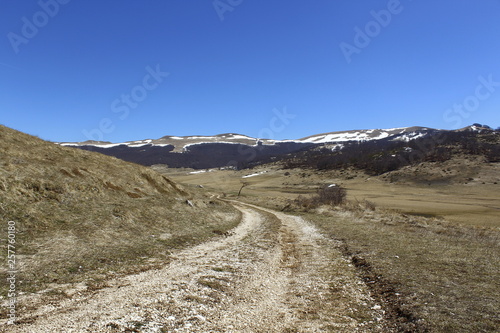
[158, 163, 500, 332]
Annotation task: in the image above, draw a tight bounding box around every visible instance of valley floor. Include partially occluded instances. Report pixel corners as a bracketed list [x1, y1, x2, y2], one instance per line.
[156, 163, 500, 228]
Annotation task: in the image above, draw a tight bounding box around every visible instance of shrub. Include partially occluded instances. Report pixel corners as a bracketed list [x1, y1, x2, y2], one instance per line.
[316, 185, 346, 206]
[294, 185, 346, 210]
[363, 200, 376, 211]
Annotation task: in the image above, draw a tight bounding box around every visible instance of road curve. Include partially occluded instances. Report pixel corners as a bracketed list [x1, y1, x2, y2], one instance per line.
[4, 202, 384, 332]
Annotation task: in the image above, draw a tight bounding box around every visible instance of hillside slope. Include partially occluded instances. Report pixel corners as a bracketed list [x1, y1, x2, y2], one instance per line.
[0, 125, 239, 304]
[282, 127, 500, 176]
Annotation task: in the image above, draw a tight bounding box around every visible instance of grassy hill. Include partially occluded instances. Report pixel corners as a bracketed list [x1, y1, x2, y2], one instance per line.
[0, 125, 239, 301]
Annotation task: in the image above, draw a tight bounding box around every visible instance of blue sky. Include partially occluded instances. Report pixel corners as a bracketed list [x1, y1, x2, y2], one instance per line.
[1, 0, 499, 142]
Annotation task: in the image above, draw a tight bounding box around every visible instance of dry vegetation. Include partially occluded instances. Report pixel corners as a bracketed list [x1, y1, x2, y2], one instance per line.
[160, 161, 500, 226]
[162, 164, 500, 332]
[0, 125, 240, 312]
[310, 207, 499, 332]
[3, 122, 496, 331]
[232, 195, 500, 332]
[293, 184, 347, 210]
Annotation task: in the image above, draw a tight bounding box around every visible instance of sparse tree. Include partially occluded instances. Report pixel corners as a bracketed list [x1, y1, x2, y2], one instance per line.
[237, 182, 248, 197]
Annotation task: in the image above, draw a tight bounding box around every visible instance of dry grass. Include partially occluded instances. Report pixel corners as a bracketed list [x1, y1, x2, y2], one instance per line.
[293, 185, 346, 211]
[289, 204, 499, 332]
[162, 165, 499, 332]
[239, 195, 499, 331]
[0, 125, 240, 308]
[160, 164, 500, 228]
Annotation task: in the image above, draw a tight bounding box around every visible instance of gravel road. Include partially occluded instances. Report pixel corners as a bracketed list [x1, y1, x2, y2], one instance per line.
[4, 202, 384, 332]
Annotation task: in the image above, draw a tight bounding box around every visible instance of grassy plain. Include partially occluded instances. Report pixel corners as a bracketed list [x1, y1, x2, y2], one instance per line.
[157, 162, 500, 228]
[159, 162, 500, 332]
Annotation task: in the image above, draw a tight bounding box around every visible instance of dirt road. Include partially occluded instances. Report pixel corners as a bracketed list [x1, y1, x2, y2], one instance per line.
[5, 203, 384, 332]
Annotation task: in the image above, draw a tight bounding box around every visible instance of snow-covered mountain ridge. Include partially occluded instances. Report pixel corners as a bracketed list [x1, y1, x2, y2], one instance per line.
[56, 124, 493, 169]
[59, 125, 483, 150]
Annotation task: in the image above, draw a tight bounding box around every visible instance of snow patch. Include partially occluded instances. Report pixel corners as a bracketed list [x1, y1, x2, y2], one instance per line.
[226, 134, 253, 140]
[242, 171, 267, 178]
[393, 132, 427, 142]
[188, 170, 208, 174]
[59, 143, 81, 147]
[93, 143, 126, 148]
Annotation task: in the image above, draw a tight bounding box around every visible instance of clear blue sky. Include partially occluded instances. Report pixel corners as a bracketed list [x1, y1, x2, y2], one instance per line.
[1, 0, 499, 142]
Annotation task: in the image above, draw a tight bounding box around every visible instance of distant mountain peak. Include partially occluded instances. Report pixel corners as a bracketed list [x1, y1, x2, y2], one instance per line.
[56, 124, 495, 169]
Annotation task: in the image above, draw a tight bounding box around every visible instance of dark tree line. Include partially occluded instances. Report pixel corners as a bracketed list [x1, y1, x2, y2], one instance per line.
[281, 130, 500, 175]
[77, 142, 314, 170]
[73, 128, 500, 172]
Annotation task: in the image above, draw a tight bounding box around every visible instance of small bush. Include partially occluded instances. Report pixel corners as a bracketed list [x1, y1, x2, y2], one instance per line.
[294, 195, 315, 210]
[316, 185, 346, 206]
[363, 200, 376, 211]
[294, 185, 346, 210]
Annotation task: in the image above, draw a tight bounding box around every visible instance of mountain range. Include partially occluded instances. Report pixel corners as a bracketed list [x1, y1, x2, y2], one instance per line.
[58, 124, 493, 169]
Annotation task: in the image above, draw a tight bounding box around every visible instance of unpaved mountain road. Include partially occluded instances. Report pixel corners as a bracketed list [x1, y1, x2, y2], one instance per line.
[4, 203, 385, 332]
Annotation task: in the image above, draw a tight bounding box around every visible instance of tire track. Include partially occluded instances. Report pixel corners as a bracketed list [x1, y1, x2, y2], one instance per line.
[4, 203, 384, 332]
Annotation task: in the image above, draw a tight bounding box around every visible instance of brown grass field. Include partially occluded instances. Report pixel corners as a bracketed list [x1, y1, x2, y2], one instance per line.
[158, 162, 500, 332]
[156, 162, 500, 228]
